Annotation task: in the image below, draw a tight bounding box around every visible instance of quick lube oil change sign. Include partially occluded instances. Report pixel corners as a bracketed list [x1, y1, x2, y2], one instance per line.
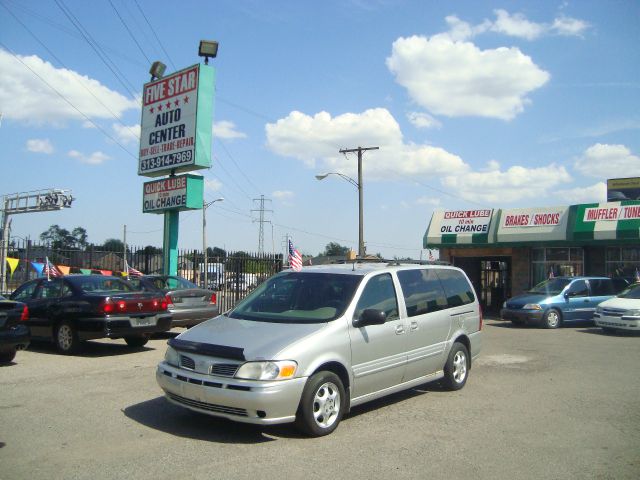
[138, 64, 214, 177]
[143, 174, 203, 214]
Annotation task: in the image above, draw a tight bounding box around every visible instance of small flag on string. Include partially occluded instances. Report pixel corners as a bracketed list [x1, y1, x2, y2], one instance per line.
[44, 256, 63, 279]
[549, 267, 555, 279]
[428, 250, 434, 261]
[288, 239, 303, 272]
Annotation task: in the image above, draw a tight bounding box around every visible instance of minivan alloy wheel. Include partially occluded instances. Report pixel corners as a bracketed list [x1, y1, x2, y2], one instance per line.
[442, 342, 469, 391]
[452, 350, 467, 384]
[312, 381, 341, 429]
[543, 309, 561, 329]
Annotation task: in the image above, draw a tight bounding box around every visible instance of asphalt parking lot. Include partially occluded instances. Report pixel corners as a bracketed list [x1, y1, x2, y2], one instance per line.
[1, 318, 639, 480]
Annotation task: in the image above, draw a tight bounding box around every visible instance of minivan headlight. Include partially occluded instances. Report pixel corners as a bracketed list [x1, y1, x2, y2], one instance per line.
[235, 360, 298, 381]
[624, 309, 640, 317]
[164, 346, 179, 367]
[523, 303, 542, 310]
[595, 306, 604, 314]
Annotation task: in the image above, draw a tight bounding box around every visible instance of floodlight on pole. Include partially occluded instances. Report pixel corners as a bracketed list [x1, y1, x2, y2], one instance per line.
[198, 40, 219, 65]
[203, 197, 224, 289]
[149, 61, 167, 81]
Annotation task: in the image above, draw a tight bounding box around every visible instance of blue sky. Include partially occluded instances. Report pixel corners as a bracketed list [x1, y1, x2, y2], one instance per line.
[1, 0, 639, 259]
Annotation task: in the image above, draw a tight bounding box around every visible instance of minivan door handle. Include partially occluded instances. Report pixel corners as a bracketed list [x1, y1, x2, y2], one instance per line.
[395, 325, 405, 335]
[410, 321, 418, 331]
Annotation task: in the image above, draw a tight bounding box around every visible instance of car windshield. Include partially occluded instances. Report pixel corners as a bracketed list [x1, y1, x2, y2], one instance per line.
[69, 277, 134, 294]
[617, 284, 640, 299]
[229, 272, 362, 324]
[528, 278, 571, 295]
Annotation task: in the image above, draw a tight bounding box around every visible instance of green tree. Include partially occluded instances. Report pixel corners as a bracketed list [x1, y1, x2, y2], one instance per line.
[102, 238, 125, 252]
[322, 242, 350, 256]
[40, 225, 88, 250]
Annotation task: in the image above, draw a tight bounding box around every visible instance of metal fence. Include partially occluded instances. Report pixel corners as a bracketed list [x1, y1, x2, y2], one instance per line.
[1, 239, 283, 311]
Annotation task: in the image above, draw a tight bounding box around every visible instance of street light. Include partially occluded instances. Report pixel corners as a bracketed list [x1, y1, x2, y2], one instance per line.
[198, 40, 219, 65]
[149, 61, 166, 80]
[203, 198, 224, 289]
[316, 172, 364, 257]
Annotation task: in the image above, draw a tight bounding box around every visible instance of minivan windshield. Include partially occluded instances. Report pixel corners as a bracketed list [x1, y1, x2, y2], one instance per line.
[617, 284, 640, 299]
[528, 278, 571, 295]
[229, 272, 362, 323]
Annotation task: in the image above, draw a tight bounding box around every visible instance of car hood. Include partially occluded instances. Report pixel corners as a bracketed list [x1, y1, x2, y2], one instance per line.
[174, 314, 327, 360]
[505, 293, 552, 308]
[598, 297, 640, 310]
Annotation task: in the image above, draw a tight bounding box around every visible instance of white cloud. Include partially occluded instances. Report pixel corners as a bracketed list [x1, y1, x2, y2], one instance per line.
[68, 150, 110, 165]
[386, 35, 550, 120]
[273, 190, 294, 200]
[213, 121, 247, 139]
[440, 162, 572, 204]
[205, 178, 223, 192]
[26, 138, 54, 154]
[557, 182, 607, 204]
[550, 15, 590, 37]
[490, 9, 545, 40]
[407, 112, 442, 129]
[574, 144, 640, 178]
[265, 108, 469, 179]
[0, 49, 138, 125]
[112, 124, 140, 145]
[415, 196, 441, 206]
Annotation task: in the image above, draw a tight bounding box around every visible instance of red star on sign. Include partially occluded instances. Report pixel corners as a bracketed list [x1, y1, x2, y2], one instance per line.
[183, 96, 189, 104]
[174, 100, 180, 107]
[150, 107, 155, 113]
[157, 104, 163, 111]
[165, 101, 171, 109]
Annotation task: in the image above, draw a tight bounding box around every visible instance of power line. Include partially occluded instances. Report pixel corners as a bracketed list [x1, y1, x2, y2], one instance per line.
[216, 138, 263, 195]
[107, 0, 151, 65]
[133, 0, 177, 71]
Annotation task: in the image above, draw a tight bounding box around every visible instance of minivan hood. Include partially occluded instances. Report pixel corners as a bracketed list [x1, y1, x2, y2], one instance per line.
[598, 297, 640, 310]
[175, 314, 327, 360]
[506, 293, 552, 308]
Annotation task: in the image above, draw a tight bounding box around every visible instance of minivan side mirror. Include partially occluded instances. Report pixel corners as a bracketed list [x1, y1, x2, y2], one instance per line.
[353, 309, 387, 328]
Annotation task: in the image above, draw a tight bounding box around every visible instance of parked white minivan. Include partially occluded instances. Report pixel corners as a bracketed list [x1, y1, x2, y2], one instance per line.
[156, 262, 483, 436]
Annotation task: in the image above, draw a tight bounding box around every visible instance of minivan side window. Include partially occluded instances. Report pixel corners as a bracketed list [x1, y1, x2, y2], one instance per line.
[397, 269, 448, 317]
[589, 279, 614, 296]
[567, 280, 589, 297]
[354, 274, 399, 321]
[435, 269, 475, 307]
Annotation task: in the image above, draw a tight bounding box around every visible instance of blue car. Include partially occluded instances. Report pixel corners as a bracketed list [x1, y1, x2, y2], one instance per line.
[501, 277, 618, 328]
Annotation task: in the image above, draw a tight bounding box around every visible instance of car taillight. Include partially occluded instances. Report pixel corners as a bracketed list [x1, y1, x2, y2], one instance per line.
[103, 299, 114, 314]
[479, 306, 484, 331]
[210, 293, 217, 305]
[155, 298, 168, 311]
[20, 305, 29, 321]
[165, 294, 174, 306]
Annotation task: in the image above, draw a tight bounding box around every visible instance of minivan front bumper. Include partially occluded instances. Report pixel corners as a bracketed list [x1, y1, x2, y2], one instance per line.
[156, 361, 307, 425]
[500, 308, 545, 324]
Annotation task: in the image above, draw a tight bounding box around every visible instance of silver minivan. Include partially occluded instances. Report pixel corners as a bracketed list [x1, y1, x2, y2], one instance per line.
[156, 263, 482, 436]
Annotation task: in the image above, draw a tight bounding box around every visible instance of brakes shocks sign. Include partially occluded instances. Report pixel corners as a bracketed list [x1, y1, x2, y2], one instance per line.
[138, 64, 214, 177]
[142, 174, 203, 213]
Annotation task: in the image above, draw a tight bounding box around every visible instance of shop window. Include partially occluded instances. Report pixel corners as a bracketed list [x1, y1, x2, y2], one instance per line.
[606, 247, 640, 278]
[531, 247, 584, 286]
[546, 248, 569, 261]
[532, 248, 544, 262]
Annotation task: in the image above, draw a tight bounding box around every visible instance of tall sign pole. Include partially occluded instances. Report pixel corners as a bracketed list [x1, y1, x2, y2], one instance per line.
[138, 62, 215, 275]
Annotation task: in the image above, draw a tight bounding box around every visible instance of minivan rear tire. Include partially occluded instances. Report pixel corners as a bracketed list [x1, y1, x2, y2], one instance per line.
[442, 342, 469, 391]
[295, 371, 345, 437]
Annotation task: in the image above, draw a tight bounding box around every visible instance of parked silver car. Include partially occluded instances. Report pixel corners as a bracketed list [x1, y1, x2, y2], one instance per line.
[156, 263, 482, 436]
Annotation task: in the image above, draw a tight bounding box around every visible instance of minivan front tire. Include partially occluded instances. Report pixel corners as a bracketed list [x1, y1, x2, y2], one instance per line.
[542, 309, 562, 329]
[295, 371, 345, 437]
[442, 342, 469, 391]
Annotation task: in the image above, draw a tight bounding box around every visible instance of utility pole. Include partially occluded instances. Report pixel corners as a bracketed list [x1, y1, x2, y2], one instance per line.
[252, 195, 272, 254]
[339, 146, 379, 258]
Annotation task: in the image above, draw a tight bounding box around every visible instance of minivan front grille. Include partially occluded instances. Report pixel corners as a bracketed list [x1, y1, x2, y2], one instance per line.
[166, 392, 248, 417]
[210, 363, 239, 377]
[180, 355, 195, 370]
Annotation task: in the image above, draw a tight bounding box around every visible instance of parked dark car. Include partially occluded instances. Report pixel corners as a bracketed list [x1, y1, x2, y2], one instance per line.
[10, 275, 172, 353]
[127, 275, 218, 328]
[0, 295, 30, 364]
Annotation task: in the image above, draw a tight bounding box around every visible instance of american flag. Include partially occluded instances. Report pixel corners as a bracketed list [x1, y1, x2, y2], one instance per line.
[549, 267, 555, 279]
[428, 250, 434, 261]
[635, 267, 640, 283]
[44, 256, 63, 279]
[125, 260, 143, 277]
[288, 239, 303, 272]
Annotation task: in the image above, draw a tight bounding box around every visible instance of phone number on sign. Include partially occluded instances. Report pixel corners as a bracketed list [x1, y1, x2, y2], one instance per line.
[140, 150, 193, 171]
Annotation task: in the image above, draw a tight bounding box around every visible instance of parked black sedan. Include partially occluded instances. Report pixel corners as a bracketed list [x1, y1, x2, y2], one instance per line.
[10, 275, 172, 354]
[126, 275, 218, 328]
[0, 295, 30, 364]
